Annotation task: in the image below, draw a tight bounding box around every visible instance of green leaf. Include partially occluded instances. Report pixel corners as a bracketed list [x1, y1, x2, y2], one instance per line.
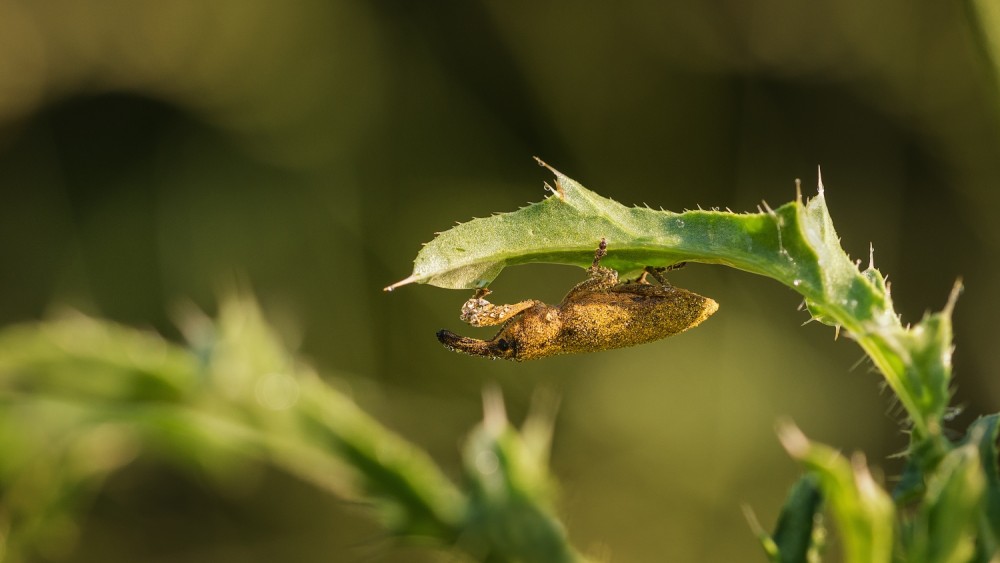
[0, 313, 198, 403]
[747, 474, 825, 563]
[772, 475, 825, 563]
[778, 424, 894, 563]
[960, 414, 1000, 559]
[0, 298, 594, 561]
[906, 442, 985, 563]
[459, 390, 585, 563]
[389, 160, 867, 303]
[391, 161, 957, 443]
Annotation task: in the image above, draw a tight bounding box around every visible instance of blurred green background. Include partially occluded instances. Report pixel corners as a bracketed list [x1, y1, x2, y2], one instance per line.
[2, 1, 999, 561]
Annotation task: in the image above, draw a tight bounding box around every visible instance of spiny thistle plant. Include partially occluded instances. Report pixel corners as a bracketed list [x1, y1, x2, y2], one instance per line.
[0, 162, 997, 563]
[386, 159, 997, 562]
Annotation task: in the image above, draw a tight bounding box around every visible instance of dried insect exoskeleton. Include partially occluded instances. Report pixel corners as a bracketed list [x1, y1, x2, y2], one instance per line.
[437, 239, 718, 361]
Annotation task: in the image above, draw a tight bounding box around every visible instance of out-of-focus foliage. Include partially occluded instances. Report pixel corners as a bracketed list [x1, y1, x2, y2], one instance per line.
[1, 0, 999, 561]
[0, 298, 585, 563]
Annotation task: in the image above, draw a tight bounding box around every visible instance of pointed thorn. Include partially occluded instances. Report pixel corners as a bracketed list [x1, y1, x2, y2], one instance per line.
[384, 274, 421, 292]
[816, 165, 825, 195]
[849, 353, 869, 372]
[943, 278, 963, 316]
[533, 156, 560, 177]
[482, 384, 507, 433]
[777, 421, 809, 458]
[741, 504, 767, 537]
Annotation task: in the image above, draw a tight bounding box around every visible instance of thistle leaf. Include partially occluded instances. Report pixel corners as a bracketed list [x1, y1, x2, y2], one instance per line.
[391, 161, 957, 440]
[778, 424, 895, 563]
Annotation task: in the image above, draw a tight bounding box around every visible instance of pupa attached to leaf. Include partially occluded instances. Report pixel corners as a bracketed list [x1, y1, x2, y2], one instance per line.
[436, 239, 719, 361]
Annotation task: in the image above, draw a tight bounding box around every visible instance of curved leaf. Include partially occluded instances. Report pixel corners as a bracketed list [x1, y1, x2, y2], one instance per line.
[389, 160, 957, 441]
[388, 161, 897, 343]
